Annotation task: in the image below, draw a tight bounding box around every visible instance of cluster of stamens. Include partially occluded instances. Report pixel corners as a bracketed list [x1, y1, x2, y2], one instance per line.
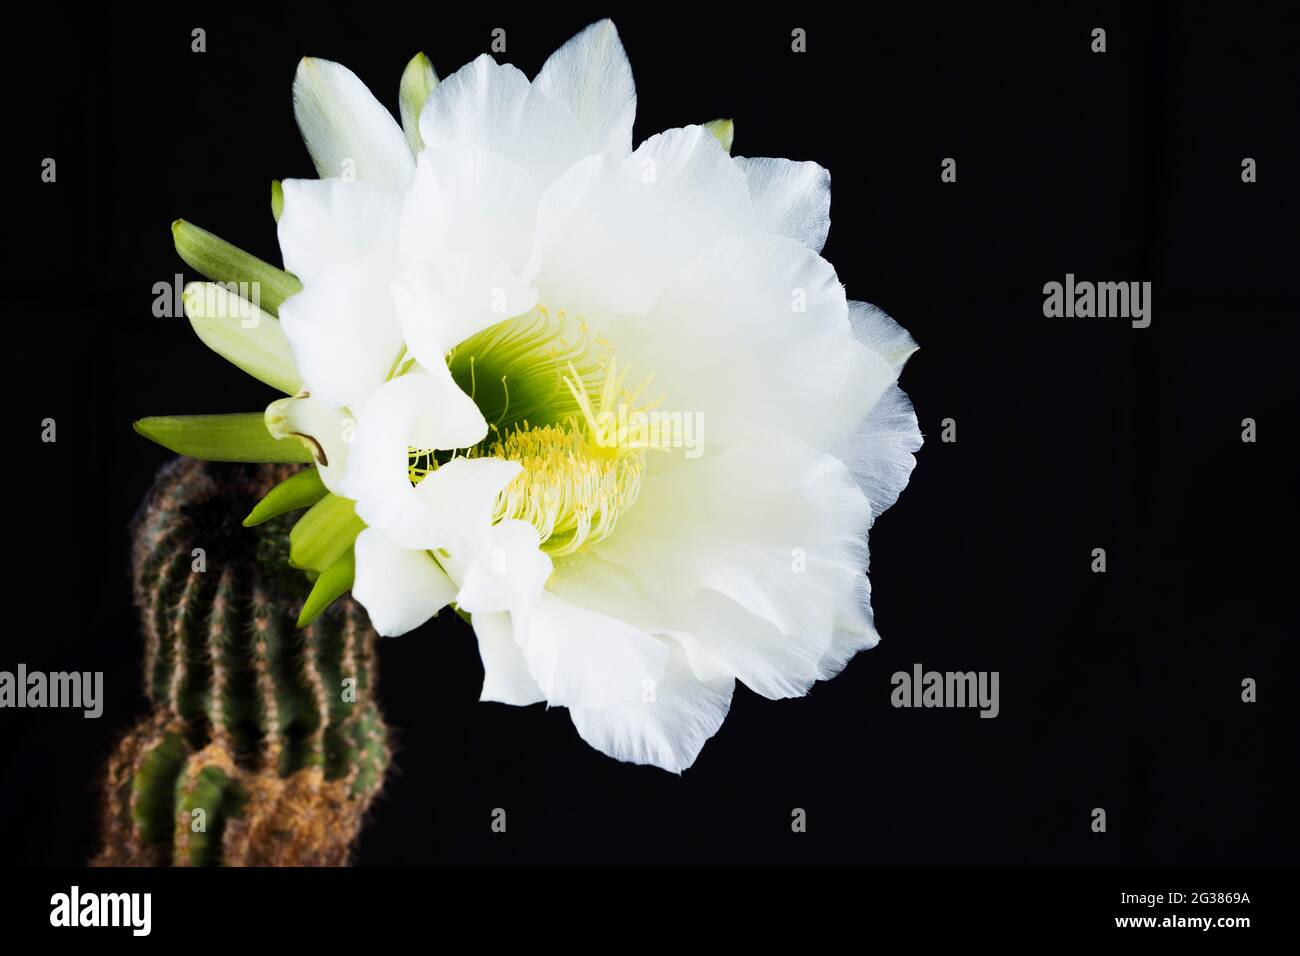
[406, 308, 664, 555]
[475, 420, 645, 555]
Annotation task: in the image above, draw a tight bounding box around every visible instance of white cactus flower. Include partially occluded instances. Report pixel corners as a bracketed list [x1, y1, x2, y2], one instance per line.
[139, 20, 922, 773]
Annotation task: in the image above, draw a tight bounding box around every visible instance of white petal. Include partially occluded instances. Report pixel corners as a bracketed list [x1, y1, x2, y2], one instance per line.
[815, 571, 880, 682]
[549, 550, 826, 698]
[570, 644, 733, 774]
[418, 54, 592, 187]
[517, 590, 667, 710]
[400, 146, 540, 288]
[361, 365, 487, 453]
[352, 528, 456, 636]
[828, 341, 905, 450]
[536, 126, 752, 316]
[393, 267, 538, 375]
[275, 178, 405, 410]
[456, 519, 553, 617]
[341, 368, 488, 550]
[472, 611, 545, 705]
[277, 177, 401, 284]
[412, 456, 523, 556]
[394, 144, 541, 366]
[613, 232, 891, 446]
[276, 261, 403, 412]
[667, 587, 828, 699]
[534, 19, 636, 158]
[735, 156, 832, 252]
[264, 393, 352, 493]
[828, 382, 923, 522]
[293, 57, 414, 191]
[848, 300, 919, 372]
[594, 436, 871, 653]
[546, 551, 667, 630]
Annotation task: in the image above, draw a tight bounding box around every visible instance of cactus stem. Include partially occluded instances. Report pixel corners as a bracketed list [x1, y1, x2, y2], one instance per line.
[95, 460, 389, 867]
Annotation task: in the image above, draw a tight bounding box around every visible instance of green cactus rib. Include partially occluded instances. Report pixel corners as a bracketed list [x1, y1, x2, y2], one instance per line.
[95, 459, 389, 867]
[130, 727, 191, 852]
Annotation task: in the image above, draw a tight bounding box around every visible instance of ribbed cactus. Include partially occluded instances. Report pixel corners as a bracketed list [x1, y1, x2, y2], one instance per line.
[94, 458, 389, 866]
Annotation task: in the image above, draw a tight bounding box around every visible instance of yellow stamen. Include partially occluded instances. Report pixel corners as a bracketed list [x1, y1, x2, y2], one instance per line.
[472, 420, 645, 555]
[409, 304, 671, 554]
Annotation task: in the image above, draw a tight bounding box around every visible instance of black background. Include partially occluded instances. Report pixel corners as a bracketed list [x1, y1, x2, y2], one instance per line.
[3, 2, 1296, 866]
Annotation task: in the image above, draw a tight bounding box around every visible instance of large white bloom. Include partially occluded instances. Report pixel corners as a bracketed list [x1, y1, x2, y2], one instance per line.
[164, 20, 922, 773]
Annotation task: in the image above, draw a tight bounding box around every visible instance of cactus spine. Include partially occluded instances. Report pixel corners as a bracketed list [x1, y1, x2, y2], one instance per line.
[95, 458, 388, 866]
